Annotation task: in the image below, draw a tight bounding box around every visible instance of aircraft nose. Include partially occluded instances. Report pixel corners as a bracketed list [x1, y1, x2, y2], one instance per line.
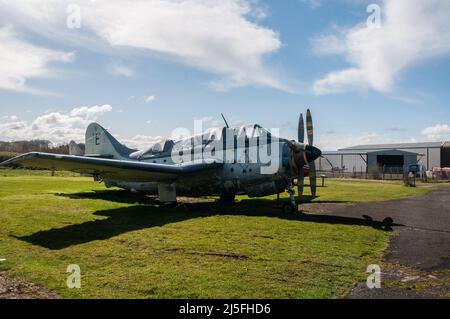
[305, 145, 322, 163]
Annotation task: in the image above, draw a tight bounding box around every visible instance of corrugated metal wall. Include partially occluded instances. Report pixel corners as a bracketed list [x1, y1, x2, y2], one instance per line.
[398, 147, 440, 169]
[318, 154, 367, 173]
[320, 146, 446, 174]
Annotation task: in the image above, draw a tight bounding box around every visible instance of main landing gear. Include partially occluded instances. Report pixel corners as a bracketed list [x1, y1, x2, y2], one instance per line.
[278, 180, 299, 214]
[282, 202, 297, 214]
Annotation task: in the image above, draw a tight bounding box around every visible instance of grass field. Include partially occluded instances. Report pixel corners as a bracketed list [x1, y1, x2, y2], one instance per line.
[238, 178, 432, 203]
[0, 169, 433, 298]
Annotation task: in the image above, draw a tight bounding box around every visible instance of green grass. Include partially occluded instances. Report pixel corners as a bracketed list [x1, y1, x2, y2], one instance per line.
[0, 170, 433, 298]
[0, 168, 80, 177]
[237, 178, 432, 203]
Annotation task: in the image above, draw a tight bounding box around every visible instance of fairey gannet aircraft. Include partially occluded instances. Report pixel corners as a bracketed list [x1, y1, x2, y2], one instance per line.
[1, 110, 321, 213]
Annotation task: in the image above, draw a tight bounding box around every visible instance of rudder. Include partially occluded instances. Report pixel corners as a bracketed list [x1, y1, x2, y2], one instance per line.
[85, 123, 136, 159]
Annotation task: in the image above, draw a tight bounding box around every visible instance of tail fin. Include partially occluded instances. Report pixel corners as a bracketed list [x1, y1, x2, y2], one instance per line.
[85, 123, 136, 159]
[69, 141, 84, 156]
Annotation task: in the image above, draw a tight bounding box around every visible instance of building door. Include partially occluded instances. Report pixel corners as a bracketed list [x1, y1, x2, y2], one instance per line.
[441, 146, 450, 167]
[377, 155, 404, 172]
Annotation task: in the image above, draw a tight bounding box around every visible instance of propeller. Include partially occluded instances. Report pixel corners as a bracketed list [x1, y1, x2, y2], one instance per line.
[298, 113, 305, 143]
[306, 109, 313, 146]
[297, 114, 305, 197]
[286, 109, 321, 198]
[306, 109, 317, 197]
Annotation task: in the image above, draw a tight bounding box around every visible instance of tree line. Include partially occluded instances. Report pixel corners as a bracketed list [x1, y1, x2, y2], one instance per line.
[0, 140, 85, 163]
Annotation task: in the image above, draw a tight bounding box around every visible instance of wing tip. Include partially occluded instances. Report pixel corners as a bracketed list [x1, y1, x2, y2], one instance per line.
[0, 152, 39, 167]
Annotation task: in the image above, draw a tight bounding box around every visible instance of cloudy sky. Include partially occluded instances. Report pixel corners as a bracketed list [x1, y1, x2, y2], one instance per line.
[0, 0, 449, 150]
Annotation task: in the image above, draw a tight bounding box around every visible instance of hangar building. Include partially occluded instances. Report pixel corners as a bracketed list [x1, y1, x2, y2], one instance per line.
[318, 141, 450, 176]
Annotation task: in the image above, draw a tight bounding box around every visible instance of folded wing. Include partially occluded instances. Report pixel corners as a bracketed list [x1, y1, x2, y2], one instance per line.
[0, 152, 223, 182]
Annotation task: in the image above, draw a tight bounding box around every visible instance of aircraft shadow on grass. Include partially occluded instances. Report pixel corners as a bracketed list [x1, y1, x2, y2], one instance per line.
[16, 190, 402, 250]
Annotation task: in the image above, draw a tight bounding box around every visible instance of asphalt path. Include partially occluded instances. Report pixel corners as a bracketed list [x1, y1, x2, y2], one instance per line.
[302, 185, 450, 298]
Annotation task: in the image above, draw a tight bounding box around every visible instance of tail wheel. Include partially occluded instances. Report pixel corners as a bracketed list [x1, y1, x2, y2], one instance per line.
[219, 193, 236, 203]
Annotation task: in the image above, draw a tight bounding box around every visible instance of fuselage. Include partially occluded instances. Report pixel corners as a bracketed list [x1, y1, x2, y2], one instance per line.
[104, 124, 316, 198]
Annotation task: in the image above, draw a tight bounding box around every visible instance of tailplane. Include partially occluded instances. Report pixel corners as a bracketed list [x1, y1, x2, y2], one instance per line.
[85, 123, 136, 159]
[69, 141, 84, 156]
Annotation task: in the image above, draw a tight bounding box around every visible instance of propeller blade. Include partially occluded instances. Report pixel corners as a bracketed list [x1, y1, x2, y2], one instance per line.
[309, 161, 317, 197]
[298, 167, 304, 198]
[298, 113, 305, 143]
[306, 109, 313, 146]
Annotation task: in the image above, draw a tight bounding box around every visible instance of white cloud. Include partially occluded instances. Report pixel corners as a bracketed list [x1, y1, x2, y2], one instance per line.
[0, 26, 74, 93]
[0, 104, 112, 143]
[1, 115, 18, 121]
[107, 62, 135, 77]
[0, 104, 163, 150]
[145, 95, 156, 103]
[421, 124, 450, 140]
[1, 0, 287, 91]
[69, 104, 112, 119]
[313, 0, 450, 95]
[120, 134, 163, 150]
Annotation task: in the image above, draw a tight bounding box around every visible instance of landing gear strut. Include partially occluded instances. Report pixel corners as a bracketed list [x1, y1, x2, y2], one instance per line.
[282, 180, 298, 214]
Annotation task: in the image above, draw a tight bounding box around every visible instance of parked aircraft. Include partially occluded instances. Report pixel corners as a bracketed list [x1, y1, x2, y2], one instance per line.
[1, 110, 321, 213]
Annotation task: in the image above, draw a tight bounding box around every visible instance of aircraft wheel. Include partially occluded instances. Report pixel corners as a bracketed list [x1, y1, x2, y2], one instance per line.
[282, 203, 297, 214]
[161, 202, 178, 208]
[219, 193, 235, 203]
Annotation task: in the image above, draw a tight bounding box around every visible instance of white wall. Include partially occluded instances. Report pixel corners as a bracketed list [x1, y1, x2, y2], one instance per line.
[319, 154, 367, 172]
[396, 147, 440, 169]
[428, 148, 441, 169]
[321, 147, 442, 172]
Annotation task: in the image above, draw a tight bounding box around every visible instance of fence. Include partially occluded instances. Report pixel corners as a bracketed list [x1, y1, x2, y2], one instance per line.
[320, 165, 411, 180]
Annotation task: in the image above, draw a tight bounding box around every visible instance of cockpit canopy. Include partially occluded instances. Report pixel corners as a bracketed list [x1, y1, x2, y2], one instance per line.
[129, 124, 273, 159]
[129, 139, 174, 159]
[236, 124, 271, 139]
[172, 124, 272, 148]
[197, 124, 271, 142]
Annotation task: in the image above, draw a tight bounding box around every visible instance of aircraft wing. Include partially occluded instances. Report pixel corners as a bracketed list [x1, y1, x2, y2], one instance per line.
[0, 152, 223, 182]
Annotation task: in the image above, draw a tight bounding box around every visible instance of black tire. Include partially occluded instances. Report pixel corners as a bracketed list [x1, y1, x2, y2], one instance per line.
[282, 203, 296, 214]
[219, 193, 236, 204]
[161, 202, 178, 208]
[382, 217, 394, 230]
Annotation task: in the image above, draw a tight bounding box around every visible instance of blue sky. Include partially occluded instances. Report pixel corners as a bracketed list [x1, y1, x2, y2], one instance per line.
[0, 0, 449, 150]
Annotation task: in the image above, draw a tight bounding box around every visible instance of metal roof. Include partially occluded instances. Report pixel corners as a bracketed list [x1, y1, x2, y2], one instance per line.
[339, 141, 446, 151]
[323, 149, 421, 156]
[323, 151, 368, 155]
